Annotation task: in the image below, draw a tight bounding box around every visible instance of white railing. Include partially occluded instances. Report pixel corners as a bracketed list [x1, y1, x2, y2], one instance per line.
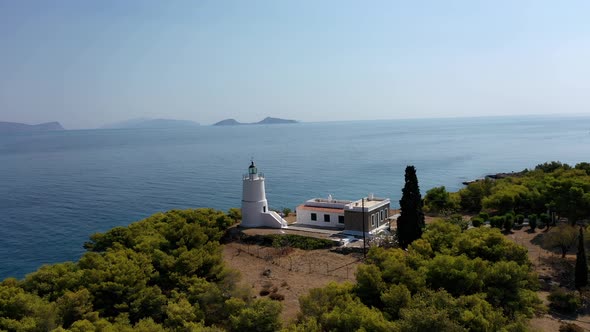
[243, 173, 264, 180]
[269, 211, 288, 227]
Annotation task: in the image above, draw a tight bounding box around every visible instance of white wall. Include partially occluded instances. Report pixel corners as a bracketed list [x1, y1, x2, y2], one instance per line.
[296, 208, 344, 229]
[241, 176, 285, 228]
[242, 177, 266, 202]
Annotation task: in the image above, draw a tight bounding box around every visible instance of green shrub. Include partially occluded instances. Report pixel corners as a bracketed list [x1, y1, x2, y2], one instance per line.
[529, 219, 537, 232]
[503, 219, 514, 232]
[446, 214, 468, 231]
[241, 234, 335, 250]
[272, 235, 335, 250]
[478, 212, 489, 221]
[515, 214, 525, 225]
[503, 214, 514, 232]
[490, 216, 504, 229]
[528, 214, 538, 229]
[548, 288, 582, 314]
[471, 217, 484, 228]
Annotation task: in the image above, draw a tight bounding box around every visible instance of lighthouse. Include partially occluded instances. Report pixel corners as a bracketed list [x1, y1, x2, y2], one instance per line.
[241, 161, 287, 228]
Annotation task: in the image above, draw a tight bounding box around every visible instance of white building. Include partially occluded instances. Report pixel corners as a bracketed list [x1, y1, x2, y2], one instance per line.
[241, 162, 287, 228]
[296, 194, 391, 236]
[295, 195, 349, 229]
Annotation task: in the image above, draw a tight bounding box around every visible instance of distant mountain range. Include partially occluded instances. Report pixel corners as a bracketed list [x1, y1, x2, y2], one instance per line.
[0, 121, 64, 133]
[213, 117, 298, 126]
[101, 118, 200, 129]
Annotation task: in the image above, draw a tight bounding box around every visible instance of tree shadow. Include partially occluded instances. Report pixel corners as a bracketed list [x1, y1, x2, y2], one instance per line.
[546, 310, 582, 324]
[530, 233, 545, 247]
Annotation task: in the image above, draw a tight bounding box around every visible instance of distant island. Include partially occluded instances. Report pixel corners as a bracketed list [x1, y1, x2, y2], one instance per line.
[101, 118, 200, 129]
[213, 117, 298, 126]
[0, 121, 64, 133]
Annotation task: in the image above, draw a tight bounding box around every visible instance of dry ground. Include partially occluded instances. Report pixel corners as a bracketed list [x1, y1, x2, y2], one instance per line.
[222, 235, 362, 325]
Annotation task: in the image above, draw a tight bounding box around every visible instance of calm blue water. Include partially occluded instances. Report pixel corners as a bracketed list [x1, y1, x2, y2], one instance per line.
[1, 115, 590, 279]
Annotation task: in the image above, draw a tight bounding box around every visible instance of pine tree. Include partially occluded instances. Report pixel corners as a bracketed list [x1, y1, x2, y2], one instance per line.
[397, 165, 425, 249]
[575, 227, 588, 289]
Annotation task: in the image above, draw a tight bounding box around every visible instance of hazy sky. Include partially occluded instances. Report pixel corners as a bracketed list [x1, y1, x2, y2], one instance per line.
[1, 1, 589, 128]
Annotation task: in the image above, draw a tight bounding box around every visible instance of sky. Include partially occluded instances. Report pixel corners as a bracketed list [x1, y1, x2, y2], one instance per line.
[0, 1, 589, 129]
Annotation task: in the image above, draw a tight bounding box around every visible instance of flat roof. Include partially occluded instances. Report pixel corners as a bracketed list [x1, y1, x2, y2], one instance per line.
[296, 204, 344, 214]
[349, 198, 388, 209]
[309, 198, 352, 204]
[346, 197, 390, 212]
[300, 196, 390, 212]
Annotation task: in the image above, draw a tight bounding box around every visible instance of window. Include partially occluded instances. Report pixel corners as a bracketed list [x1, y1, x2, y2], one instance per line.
[371, 214, 375, 227]
[380, 210, 384, 221]
[324, 214, 330, 222]
[338, 215, 345, 223]
[384, 209, 388, 218]
[311, 213, 317, 221]
[263, 206, 266, 212]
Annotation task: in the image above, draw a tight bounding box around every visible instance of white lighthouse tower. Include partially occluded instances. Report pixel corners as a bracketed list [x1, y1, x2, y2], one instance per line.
[241, 161, 287, 228]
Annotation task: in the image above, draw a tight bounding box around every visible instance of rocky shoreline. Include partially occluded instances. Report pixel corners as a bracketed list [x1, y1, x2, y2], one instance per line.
[462, 170, 527, 185]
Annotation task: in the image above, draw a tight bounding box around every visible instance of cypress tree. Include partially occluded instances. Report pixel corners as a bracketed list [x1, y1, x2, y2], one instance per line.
[575, 227, 588, 289]
[397, 165, 425, 249]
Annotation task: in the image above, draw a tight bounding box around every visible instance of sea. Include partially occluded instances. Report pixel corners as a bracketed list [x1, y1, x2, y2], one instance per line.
[1, 115, 590, 279]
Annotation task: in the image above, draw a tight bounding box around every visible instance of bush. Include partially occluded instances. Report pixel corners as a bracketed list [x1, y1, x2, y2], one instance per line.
[478, 212, 489, 221]
[515, 214, 525, 225]
[503, 214, 514, 232]
[503, 219, 514, 232]
[529, 218, 537, 232]
[446, 214, 468, 231]
[228, 208, 242, 222]
[548, 288, 582, 314]
[529, 215, 538, 231]
[269, 293, 285, 301]
[272, 235, 335, 250]
[540, 213, 551, 224]
[242, 234, 336, 250]
[471, 217, 484, 228]
[490, 216, 504, 229]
